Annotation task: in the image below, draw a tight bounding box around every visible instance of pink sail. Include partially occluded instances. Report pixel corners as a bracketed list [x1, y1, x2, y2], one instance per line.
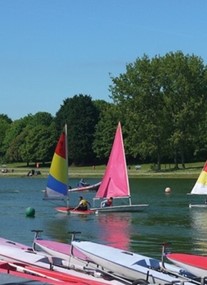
[95, 122, 130, 199]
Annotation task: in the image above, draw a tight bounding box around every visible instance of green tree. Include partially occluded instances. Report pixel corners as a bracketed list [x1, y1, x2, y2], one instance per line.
[161, 51, 207, 168]
[19, 123, 57, 166]
[110, 52, 207, 169]
[3, 116, 31, 162]
[0, 114, 12, 161]
[93, 104, 120, 162]
[3, 113, 57, 165]
[56, 94, 99, 165]
[110, 55, 169, 169]
[29, 112, 54, 127]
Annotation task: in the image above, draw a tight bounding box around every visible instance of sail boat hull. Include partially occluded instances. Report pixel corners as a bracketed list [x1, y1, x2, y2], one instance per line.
[69, 182, 101, 193]
[56, 207, 95, 215]
[189, 203, 207, 208]
[91, 204, 149, 213]
[56, 204, 148, 214]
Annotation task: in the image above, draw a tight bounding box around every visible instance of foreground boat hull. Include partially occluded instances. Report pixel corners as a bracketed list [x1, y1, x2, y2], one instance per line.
[72, 241, 194, 285]
[167, 253, 207, 278]
[35, 239, 90, 264]
[0, 261, 102, 285]
[0, 237, 30, 250]
[0, 243, 125, 285]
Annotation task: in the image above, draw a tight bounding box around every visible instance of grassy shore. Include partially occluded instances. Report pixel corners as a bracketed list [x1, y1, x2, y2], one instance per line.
[0, 161, 204, 179]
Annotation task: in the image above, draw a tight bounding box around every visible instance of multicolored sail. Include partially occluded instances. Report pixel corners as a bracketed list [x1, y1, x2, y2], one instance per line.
[190, 161, 207, 195]
[44, 125, 68, 200]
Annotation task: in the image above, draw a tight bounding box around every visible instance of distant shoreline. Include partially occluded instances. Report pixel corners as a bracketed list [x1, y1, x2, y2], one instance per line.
[0, 166, 200, 179]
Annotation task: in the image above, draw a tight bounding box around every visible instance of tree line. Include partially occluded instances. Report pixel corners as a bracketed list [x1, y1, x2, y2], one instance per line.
[1, 51, 207, 170]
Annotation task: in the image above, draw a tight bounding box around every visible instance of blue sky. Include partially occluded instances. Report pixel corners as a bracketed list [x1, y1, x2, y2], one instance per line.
[0, 0, 207, 120]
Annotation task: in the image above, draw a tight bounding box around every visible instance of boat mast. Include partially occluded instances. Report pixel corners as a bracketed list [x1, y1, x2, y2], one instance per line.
[119, 122, 131, 205]
[65, 123, 69, 208]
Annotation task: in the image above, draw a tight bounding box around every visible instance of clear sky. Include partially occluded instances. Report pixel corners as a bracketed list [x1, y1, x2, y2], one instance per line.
[0, 0, 207, 120]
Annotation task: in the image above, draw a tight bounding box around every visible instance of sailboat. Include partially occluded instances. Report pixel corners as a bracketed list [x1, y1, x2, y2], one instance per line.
[188, 161, 207, 208]
[44, 124, 97, 214]
[44, 124, 69, 203]
[91, 122, 148, 213]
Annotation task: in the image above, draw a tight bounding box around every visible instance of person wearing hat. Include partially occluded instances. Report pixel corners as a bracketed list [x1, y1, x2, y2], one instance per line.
[74, 196, 91, 211]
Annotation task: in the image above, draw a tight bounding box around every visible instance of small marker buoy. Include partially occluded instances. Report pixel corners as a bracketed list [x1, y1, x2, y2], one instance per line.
[25, 207, 35, 217]
[165, 187, 171, 193]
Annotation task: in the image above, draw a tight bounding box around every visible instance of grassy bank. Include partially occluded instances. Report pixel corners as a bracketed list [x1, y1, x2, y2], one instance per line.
[0, 161, 204, 179]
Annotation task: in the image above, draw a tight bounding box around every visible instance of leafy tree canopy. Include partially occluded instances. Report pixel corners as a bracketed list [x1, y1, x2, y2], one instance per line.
[56, 94, 99, 166]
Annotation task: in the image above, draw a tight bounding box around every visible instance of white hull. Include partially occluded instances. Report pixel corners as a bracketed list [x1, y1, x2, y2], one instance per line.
[72, 241, 195, 285]
[91, 204, 149, 213]
[167, 256, 207, 278]
[69, 182, 101, 192]
[168, 259, 206, 278]
[166, 253, 207, 278]
[0, 243, 125, 285]
[189, 204, 207, 208]
[0, 237, 30, 250]
[35, 239, 92, 267]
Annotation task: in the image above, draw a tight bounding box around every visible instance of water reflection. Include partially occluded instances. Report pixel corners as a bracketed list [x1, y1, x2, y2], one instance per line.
[44, 214, 71, 242]
[96, 213, 132, 250]
[43, 212, 132, 250]
[189, 208, 207, 253]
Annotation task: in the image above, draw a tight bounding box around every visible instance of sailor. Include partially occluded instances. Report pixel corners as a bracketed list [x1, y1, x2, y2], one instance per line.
[78, 178, 87, 187]
[101, 197, 113, 208]
[74, 196, 91, 211]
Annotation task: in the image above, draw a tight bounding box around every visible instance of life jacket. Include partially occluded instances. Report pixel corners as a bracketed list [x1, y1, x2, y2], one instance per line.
[81, 199, 87, 207]
[105, 199, 113, 206]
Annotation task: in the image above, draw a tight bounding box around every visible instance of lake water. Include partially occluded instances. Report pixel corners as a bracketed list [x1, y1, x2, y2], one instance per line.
[0, 176, 206, 260]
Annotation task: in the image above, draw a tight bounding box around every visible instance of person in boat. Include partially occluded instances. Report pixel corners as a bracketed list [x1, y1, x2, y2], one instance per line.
[101, 197, 113, 208]
[77, 178, 89, 187]
[74, 196, 91, 211]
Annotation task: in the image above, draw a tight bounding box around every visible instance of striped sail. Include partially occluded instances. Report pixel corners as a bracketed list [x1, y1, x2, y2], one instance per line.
[190, 161, 207, 195]
[44, 125, 68, 199]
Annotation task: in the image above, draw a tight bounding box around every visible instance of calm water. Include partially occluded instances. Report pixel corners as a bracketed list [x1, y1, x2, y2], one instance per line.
[0, 176, 206, 260]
